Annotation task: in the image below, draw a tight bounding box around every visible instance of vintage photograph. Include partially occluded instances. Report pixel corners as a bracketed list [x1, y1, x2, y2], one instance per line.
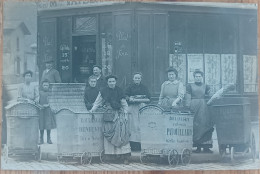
[1, 0, 259, 171]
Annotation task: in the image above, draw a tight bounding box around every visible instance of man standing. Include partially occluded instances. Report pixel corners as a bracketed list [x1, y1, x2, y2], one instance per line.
[41, 60, 61, 83]
[92, 65, 105, 90]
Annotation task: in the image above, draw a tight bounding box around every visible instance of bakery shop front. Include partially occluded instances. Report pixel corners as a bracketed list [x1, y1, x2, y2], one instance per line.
[37, 1, 257, 102]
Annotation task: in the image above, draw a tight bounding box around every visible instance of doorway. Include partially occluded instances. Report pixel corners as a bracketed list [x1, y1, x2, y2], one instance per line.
[72, 35, 96, 83]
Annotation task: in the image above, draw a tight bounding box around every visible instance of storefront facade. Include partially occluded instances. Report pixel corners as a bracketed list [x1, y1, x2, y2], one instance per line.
[37, 2, 258, 105]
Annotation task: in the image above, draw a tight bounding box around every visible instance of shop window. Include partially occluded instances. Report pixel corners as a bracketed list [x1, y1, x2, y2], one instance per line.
[187, 54, 203, 83]
[240, 16, 258, 93]
[221, 54, 237, 92]
[73, 16, 96, 34]
[169, 13, 239, 94]
[204, 54, 221, 94]
[243, 55, 258, 93]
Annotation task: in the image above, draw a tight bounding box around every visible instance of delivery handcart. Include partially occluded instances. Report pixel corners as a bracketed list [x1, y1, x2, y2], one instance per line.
[3, 101, 42, 162]
[48, 83, 104, 165]
[211, 97, 256, 162]
[139, 105, 193, 166]
[55, 109, 104, 164]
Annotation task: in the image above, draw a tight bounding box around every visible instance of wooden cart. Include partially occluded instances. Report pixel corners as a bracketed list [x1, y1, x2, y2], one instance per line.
[139, 105, 193, 166]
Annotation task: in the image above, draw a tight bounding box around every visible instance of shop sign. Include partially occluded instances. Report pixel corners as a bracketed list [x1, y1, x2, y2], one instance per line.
[37, 1, 124, 11]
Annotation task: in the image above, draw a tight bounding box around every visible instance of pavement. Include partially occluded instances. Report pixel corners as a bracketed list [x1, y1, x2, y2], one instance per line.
[1, 121, 259, 170]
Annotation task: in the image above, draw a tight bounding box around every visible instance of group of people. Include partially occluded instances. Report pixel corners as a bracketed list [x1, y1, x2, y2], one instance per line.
[18, 60, 214, 164]
[18, 60, 61, 145]
[84, 66, 214, 164]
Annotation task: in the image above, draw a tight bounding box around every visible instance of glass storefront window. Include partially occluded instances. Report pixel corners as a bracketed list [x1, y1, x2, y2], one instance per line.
[73, 16, 96, 34]
[243, 55, 258, 93]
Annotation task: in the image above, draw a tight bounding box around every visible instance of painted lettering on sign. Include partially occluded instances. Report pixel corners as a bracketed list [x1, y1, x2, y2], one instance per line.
[60, 44, 70, 51]
[165, 114, 193, 148]
[37, 1, 123, 11]
[79, 127, 102, 133]
[76, 114, 103, 152]
[116, 31, 130, 41]
[115, 30, 131, 60]
[59, 44, 70, 71]
[43, 36, 53, 46]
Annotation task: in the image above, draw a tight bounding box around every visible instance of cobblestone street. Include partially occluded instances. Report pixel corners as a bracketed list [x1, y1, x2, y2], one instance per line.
[1, 155, 260, 171]
[1, 122, 259, 171]
[1, 122, 260, 171]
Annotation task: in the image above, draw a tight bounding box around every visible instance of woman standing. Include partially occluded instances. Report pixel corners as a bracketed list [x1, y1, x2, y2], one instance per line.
[158, 67, 185, 110]
[90, 75, 131, 164]
[186, 69, 214, 153]
[18, 70, 39, 103]
[125, 72, 150, 151]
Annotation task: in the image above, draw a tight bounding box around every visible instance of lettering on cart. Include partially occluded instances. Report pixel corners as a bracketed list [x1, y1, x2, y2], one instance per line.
[80, 117, 102, 123]
[80, 136, 102, 141]
[166, 128, 192, 136]
[169, 116, 190, 122]
[79, 127, 102, 133]
[166, 139, 190, 143]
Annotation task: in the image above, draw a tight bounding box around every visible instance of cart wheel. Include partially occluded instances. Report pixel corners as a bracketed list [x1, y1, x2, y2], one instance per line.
[168, 149, 179, 167]
[35, 146, 41, 162]
[230, 147, 235, 162]
[81, 152, 92, 165]
[181, 148, 191, 165]
[251, 133, 256, 162]
[140, 151, 149, 164]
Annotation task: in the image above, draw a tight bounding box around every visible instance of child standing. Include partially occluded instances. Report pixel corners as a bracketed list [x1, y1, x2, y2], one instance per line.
[39, 80, 56, 144]
[84, 75, 100, 110]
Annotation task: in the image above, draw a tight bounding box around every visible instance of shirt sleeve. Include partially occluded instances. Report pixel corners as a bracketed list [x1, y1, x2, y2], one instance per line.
[177, 82, 185, 100]
[121, 98, 128, 113]
[91, 92, 104, 111]
[158, 82, 165, 104]
[54, 70, 62, 83]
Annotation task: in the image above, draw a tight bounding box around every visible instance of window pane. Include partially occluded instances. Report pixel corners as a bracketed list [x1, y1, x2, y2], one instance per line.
[205, 54, 221, 94]
[243, 55, 258, 93]
[221, 54, 237, 92]
[169, 54, 186, 84]
[187, 54, 203, 83]
[74, 16, 96, 34]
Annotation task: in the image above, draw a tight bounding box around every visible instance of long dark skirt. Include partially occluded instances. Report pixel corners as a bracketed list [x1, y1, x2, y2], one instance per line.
[191, 99, 214, 148]
[39, 107, 56, 130]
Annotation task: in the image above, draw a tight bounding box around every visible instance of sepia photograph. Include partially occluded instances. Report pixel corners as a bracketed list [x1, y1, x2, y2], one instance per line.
[1, 0, 259, 171]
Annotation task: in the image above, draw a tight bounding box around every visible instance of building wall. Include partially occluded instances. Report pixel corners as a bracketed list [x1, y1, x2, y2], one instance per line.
[37, 4, 258, 96]
[3, 27, 26, 84]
